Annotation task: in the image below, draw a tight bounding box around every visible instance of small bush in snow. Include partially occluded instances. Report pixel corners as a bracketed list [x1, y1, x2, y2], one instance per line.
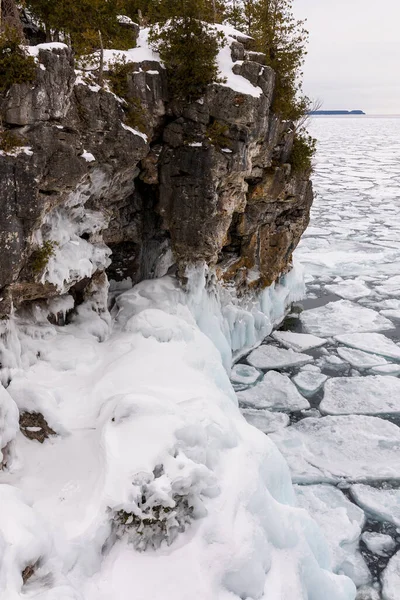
[111, 453, 216, 551]
[115, 494, 194, 551]
[25, 0, 135, 54]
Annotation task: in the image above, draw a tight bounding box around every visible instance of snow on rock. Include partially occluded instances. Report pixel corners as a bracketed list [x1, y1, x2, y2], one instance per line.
[117, 14, 137, 25]
[213, 24, 263, 98]
[271, 416, 400, 484]
[325, 280, 372, 300]
[241, 409, 290, 434]
[361, 532, 395, 557]
[103, 25, 264, 103]
[121, 122, 148, 141]
[0, 274, 355, 600]
[292, 371, 328, 397]
[272, 330, 327, 352]
[381, 551, 400, 600]
[294, 485, 371, 587]
[0, 385, 19, 467]
[336, 347, 388, 369]
[350, 485, 400, 527]
[216, 41, 263, 97]
[27, 42, 68, 57]
[80, 150, 96, 162]
[320, 376, 400, 416]
[230, 364, 262, 386]
[246, 344, 313, 370]
[334, 333, 400, 361]
[237, 370, 310, 412]
[103, 28, 159, 67]
[300, 300, 394, 337]
[0, 145, 33, 158]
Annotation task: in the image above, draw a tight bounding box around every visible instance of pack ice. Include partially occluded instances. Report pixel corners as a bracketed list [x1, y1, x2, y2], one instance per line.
[246, 344, 313, 369]
[0, 271, 355, 600]
[271, 416, 400, 484]
[320, 376, 400, 416]
[300, 300, 394, 337]
[350, 485, 400, 527]
[335, 333, 400, 361]
[381, 551, 400, 600]
[237, 370, 310, 412]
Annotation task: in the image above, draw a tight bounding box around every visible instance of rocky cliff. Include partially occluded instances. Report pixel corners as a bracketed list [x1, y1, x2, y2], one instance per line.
[0, 30, 313, 320]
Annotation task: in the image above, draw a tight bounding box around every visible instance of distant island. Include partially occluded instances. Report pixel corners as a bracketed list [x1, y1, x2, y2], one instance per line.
[309, 110, 366, 115]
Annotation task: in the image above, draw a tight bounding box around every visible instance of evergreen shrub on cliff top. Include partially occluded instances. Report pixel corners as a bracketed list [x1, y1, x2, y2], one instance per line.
[0, 26, 36, 92]
[25, 0, 134, 53]
[148, 0, 225, 101]
[253, 0, 309, 121]
[149, 18, 224, 101]
[225, 0, 310, 122]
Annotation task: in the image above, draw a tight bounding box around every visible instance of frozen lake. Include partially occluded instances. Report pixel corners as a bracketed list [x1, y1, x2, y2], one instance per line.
[236, 116, 400, 598]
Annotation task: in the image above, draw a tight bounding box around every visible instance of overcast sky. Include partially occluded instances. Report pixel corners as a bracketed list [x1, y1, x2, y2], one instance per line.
[294, 0, 400, 114]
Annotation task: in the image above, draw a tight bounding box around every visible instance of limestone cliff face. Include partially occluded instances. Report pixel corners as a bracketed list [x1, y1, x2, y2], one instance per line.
[0, 33, 312, 318]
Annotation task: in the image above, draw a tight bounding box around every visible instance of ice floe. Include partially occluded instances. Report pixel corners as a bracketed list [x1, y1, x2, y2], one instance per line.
[246, 344, 313, 370]
[320, 376, 400, 416]
[230, 364, 261, 386]
[381, 551, 400, 600]
[361, 532, 395, 557]
[335, 333, 400, 361]
[300, 301, 394, 337]
[271, 416, 400, 484]
[350, 485, 400, 527]
[325, 280, 372, 300]
[292, 371, 328, 397]
[369, 364, 400, 375]
[375, 275, 400, 297]
[272, 330, 327, 352]
[336, 347, 388, 369]
[237, 370, 310, 412]
[241, 409, 290, 434]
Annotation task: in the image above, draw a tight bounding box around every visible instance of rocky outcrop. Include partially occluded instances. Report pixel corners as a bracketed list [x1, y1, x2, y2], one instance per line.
[0, 34, 312, 317]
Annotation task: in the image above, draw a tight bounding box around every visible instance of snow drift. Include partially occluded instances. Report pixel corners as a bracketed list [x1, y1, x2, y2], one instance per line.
[0, 266, 356, 600]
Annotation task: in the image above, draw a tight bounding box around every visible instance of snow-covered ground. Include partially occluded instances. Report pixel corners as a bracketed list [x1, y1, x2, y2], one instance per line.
[0, 265, 354, 599]
[233, 116, 400, 598]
